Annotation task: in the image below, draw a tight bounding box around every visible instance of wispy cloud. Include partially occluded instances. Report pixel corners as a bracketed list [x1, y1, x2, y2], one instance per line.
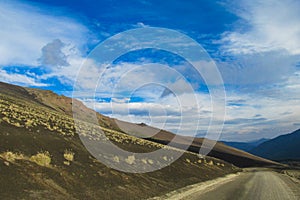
[0, 0, 90, 67]
[219, 0, 300, 55]
[204, 0, 300, 140]
[0, 69, 48, 87]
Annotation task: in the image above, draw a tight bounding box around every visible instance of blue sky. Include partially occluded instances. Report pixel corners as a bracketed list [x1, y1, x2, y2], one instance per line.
[1, 0, 300, 141]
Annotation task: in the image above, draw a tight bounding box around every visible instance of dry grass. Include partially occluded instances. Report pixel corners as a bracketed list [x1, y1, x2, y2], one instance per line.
[63, 150, 75, 162]
[207, 160, 214, 166]
[125, 155, 135, 165]
[0, 151, 24, 162]
[0, 151, 53, 168]
[30, 151, 51, 167]
[63, 161, 71, 166]
[113, 156, 120, 163]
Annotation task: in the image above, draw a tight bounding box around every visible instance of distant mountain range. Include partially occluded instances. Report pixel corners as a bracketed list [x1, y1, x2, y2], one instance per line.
[250, 129, 300, 161]
[223, 130, 300, 162]
[222, 138, 270, 152]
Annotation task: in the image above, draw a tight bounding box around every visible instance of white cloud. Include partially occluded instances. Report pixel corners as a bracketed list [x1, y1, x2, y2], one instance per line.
[135, 22, 149, 28]
[73, 62, 197, 99]
[223, 87, 300, 140]
[79, 73, 300, 141]
[0, 0, 90, 66]
[82, 91, 218, 136]
[220, 0, 300, 55]
[207, 0, 300, 140]
[0, 69, 48, 87]
[1, 0, 299, 141]
[217, 51, 299, 85]
[72, 57, 299, 140]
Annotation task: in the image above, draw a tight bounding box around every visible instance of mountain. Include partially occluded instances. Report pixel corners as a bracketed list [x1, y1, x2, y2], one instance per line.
[222, 138, 269, 152]
[250, 129, 300, 161]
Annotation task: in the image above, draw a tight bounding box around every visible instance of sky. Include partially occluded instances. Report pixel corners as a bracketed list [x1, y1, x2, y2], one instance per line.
[1, 0, 300, 141]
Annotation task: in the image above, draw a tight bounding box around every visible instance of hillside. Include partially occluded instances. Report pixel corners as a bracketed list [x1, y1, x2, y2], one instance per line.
[0, 81, 278, 168]
[109, 120, 277, 167]
[0, 81, 238, 199]
[251, 129, 300, 161]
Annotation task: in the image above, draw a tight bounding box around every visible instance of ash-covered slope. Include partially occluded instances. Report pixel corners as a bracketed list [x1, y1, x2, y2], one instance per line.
[0, 81, 237, 199]
[0, 81, 277, 167]
[107, 120, 278, 167]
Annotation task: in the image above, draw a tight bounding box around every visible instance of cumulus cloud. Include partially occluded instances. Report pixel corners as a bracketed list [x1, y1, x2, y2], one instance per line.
[39, 39, 69, 67]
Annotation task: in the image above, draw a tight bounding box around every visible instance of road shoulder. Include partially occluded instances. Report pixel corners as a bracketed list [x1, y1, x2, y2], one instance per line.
[148, 172, 241, 200]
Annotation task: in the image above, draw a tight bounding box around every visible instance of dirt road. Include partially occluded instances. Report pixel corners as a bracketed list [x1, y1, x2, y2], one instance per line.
[154, 169, 300, 200]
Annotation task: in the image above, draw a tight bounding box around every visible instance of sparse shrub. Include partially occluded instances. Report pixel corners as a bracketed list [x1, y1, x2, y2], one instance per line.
[148, 159, 154, 165]
[1, 152, 16, 162]
[2, 116, 10, 123]
[64, 161, 70, 166]
[30, 151, 51, 167]
[163, 156, 168, 161]
[25, 119, 35, 127]
[207, 160, 214, 165]
[141, 159, 148, 164]
[64, 150, 75, 162]
[0, 151, 24, 162]
[113, 156, 120, 163]
[13, 121, 22, 127]
[125, 155, 135, 165]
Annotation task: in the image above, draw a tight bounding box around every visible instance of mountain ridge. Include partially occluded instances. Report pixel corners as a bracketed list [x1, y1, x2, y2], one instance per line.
[222, 138, 270, 152]
[250, 129, 300, 161]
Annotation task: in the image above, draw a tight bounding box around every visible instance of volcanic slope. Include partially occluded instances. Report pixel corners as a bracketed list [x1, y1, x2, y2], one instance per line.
[0, 81, 238, 199]
[11, 82, 278, 168]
